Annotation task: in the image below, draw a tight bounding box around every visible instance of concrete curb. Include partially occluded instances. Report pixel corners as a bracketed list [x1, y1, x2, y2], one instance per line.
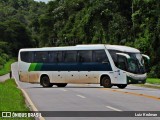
[11, 63, 45, 120]
[0, 73, 10, 82]
[145, 83, 160, 87]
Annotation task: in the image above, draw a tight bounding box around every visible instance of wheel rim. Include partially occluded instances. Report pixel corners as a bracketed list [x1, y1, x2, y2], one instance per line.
[43, 77, 49, 86]
[104, 79, 110, 86]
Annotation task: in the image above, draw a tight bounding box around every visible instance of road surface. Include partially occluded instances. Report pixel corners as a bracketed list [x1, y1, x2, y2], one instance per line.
[0, 73, 9, 82]
[11, 63, 160, 120]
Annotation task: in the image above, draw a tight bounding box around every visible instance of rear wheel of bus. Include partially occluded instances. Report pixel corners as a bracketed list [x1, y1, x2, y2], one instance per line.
[40, 76, 53, 87]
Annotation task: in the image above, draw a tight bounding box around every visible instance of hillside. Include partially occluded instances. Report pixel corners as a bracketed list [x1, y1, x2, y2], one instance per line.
[0, 0, 159, 77]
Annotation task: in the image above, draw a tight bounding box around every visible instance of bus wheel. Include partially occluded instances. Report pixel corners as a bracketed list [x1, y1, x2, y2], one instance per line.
[117, 84, 127, 89]
[40, 76, 53, 87]
[102, 76, 112, 88]
[56, 83, 67, 87]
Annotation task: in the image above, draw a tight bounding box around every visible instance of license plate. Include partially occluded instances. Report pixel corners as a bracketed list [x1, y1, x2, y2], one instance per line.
[138, 81, 142, 83]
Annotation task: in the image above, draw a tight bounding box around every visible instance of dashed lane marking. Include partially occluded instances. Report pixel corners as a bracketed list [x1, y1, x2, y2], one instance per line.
[61, 89, 67, 91]
[77, 95, 86, 98]
[106, 106, 122, 111]
[101, 88, 160, 101]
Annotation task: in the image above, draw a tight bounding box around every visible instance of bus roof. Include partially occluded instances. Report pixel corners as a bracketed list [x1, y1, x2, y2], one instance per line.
[19, 44, 140, 53]
[105, 45, 140, 53]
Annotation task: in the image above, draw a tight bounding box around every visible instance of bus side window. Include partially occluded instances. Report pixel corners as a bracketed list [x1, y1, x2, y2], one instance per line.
[20, 52, 33, 63]
[57, 52, 63, 63]
[79, 56, 84, 62]
[34, 51, 49, 63]
[21, 52, 28, 62]
[49, 51, 63, 63]
[78, 51, 92, 63]
[63, 51, 77, 63]
[93, 50, 109, 63]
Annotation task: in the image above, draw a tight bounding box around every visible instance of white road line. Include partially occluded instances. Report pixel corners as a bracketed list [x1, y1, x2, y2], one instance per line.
[77, 95, 86, 98]
[106, 106, 122, 111]
[61, 89, 67, 91]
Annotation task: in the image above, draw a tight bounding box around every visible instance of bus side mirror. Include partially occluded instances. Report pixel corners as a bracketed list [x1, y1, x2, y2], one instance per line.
[142, 54, 150, 73]
[116, 53, 131, 59]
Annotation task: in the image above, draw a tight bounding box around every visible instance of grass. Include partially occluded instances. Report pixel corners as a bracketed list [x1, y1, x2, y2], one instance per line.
[146, 78, 160, 85]
[0, 59, 16, 76]
[134, 78, 160, 89]
[136, 84, 160, 89]
[0, 79, 33, 120]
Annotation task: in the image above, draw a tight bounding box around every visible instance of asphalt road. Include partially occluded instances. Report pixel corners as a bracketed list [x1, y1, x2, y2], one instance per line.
[11, 62, 160, 120]
[0, 73, 10, 82]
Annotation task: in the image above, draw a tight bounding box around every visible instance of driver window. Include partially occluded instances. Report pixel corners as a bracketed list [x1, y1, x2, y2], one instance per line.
[117, 55, 127, 71]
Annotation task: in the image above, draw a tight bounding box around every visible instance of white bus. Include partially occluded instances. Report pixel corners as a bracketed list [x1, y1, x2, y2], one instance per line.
[18, 44, 150, 89]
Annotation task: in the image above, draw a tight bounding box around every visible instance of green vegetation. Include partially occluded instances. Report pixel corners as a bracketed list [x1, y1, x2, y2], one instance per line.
[147, 78, 160, 85]
[0, 79, 29, 110]
[134, 78, 160, 89]
[0, 59, 16, 76]
[0, 0, 159, 78]
[0, 79, 33, 119]
[136, 84, 160, 89]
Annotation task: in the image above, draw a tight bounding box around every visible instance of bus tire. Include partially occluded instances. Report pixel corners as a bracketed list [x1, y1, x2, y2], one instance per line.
[102, 76, 112, 88]
[56, 83, 67, 87]
[40, 76, 53, 87]
[117, 84, 127, 89]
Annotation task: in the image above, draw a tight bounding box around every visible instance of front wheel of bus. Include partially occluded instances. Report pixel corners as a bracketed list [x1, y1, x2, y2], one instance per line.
[117, 84, 127, 89]
[102, 77, 112, 88]
[40, 76, 53, 87]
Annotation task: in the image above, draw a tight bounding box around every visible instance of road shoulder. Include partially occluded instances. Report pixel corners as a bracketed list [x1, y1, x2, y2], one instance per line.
[11, 62, 45, 120]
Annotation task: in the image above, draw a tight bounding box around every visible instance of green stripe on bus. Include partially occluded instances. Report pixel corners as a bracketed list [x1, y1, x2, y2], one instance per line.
[28, 63, 43, 71]
[28, 63, 37, 71]
[35, 63, 43, 71]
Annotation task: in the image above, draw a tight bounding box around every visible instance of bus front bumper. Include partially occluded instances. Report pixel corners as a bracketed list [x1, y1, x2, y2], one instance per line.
[127, 74, 147, 84]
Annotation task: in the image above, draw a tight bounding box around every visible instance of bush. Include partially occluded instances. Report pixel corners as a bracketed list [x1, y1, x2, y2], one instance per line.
[148, 64, 160, 78]
[0, 56, 6, 67]
[0, 52, 9, 69]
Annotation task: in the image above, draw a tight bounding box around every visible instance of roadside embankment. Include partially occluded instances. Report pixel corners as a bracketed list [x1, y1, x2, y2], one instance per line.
[0, 59, 16, 76]
[0, 79, 33, 120]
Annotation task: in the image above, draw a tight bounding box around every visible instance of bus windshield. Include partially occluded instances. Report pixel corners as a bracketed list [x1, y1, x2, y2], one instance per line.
[127, 53, 145, 74]
[108, 50, 146, 74]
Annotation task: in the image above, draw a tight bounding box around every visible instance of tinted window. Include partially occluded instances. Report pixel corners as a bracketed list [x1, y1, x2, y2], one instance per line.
[49, 51, 62, 63]
[93, 50, 108, 63]
[34, 51, 48, 63]
[117, 55, 127, 71]
[64, 51, 77, 63]
[78, 51, 92, 62]
[108, 50, 118, 62]
[20, 52, 33, 63]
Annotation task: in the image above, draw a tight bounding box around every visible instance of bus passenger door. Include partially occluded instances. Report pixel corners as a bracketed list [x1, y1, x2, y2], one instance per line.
[116, 53, 130, 84]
